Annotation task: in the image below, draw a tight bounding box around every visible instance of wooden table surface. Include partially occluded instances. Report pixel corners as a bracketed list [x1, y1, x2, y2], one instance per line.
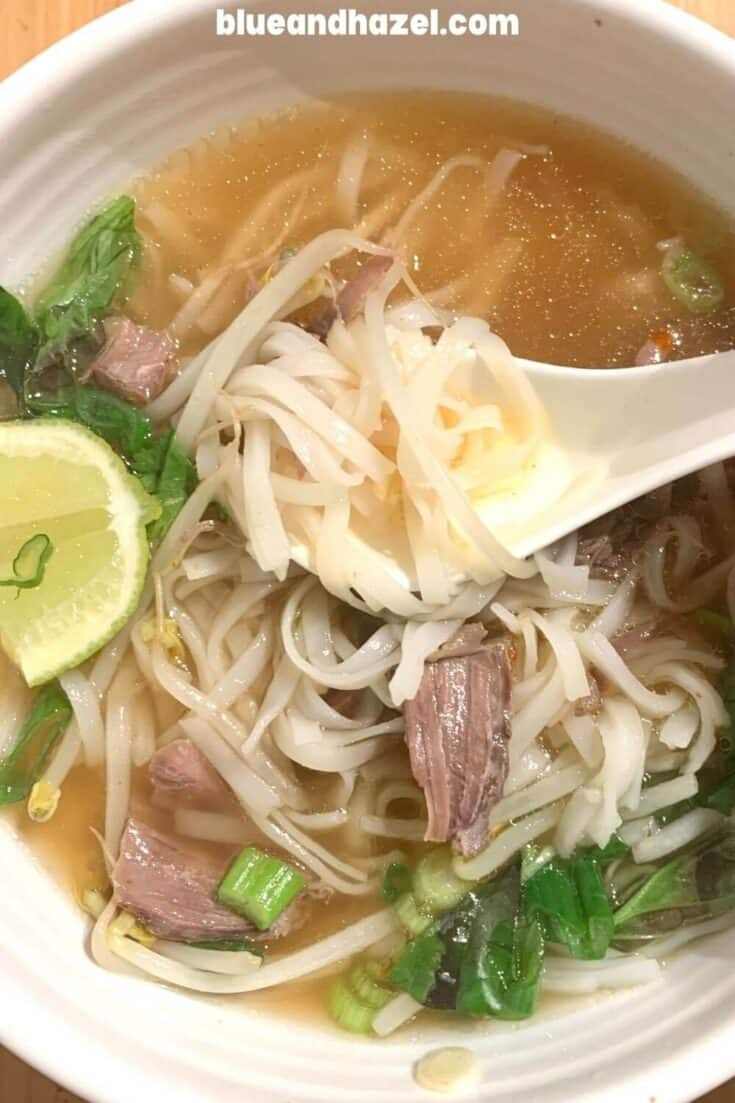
[1, 0, 735, 1100]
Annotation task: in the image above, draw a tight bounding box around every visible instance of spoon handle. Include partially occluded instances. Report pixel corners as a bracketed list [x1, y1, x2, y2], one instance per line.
[508, 350, 735, 557]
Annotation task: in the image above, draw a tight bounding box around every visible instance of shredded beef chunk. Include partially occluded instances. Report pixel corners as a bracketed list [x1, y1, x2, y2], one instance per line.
[113, 819, 250, 942]
[404, 638, 512, 857]
[113, 819, 327, 942]
[149, 737, 230, 809]
[575, 485, 674, 580]
[92, 316, 175, 405]
[308, 255, 393, 339]
[336, 255, 393, 323]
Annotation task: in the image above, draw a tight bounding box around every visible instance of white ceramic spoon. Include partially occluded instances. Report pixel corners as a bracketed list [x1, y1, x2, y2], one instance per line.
[505, 347, 735, 558]
[289, 348, 735, 591]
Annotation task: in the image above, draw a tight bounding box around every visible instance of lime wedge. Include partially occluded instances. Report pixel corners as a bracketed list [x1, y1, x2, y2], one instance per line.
[0, 419, 156, 686]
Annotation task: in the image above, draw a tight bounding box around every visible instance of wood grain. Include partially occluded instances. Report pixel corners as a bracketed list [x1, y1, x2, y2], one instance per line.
[0, 1, 733, 1100]
[0, 0, 128, 80]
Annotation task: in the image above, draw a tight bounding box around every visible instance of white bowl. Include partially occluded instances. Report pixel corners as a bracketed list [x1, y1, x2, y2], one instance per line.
[2, 2, 735, 1100]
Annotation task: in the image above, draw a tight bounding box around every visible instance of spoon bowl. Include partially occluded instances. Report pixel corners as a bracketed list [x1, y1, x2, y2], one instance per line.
[291, 347, 735, 594]
[507, 348, 735, 557]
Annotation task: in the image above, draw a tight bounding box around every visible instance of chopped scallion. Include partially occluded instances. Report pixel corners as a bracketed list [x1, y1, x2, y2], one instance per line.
[382, 860, 412, 903]
[389, 928, 444, 1004]
[217, 847, 305, 930]
[393, 891, 435, 936]
[329, 980, 377, 1034]
[0, 533, 53, 591]
[348, 961, 393, 1010]
[661, 246, 724, 315]
[413, 845, 469, 913]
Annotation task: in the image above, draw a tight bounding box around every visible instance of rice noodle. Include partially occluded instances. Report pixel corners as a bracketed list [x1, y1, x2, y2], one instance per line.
[175, 230, 391, 452]
[489, 764, 586, 827]
[454, 803, 562, 881]
[388, 619, 462, 705]
[622, 772, 697, 820]
[542, 953, 661, 994]
[632, 808, 723, 863]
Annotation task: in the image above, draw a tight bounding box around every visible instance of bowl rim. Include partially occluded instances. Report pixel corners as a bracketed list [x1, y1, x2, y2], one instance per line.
[2, 1, 735, 1101]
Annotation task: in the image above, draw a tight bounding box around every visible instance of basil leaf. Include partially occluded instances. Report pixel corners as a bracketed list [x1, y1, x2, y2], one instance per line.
[523, 852, 615, 960]
[34, 196, 140, 361]
[27, 384, 194, 541]
[389, 926, 443, 1003]
[382, 861, 412, 903]
[0, 682, 72, 805]
[613, 829, 735, 939]
[146, 431, 197, 543]
[457, 915, 544, 1021]
[0, 287, 37, 405]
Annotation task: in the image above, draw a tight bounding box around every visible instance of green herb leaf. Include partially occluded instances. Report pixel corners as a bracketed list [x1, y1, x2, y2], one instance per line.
[390, 865, 545, 1021]
[382, 861, 412, 903]
[0, 534, 53, 591]
[613, 828, 735, 939]
[389, 926, 443, 1003]
[34, 196, 141, 361]
[328, 980, 378, 1034]
[0, 682, 72, 805]
[583, 834, 629, 864]
[657, 767, 735, 824]
[613, 858, 689, 930]
[457, 916, 544, 1021]
[453, 868, 521, 1014]
[146, 431, 197, 543]
[28, 384, 150, 453]
[661, 246, 724, 316]
[521, 843, 556, 884]
[523, 852, 615, 959]
[0, 287, 37, 405]
[27, 384, 195, 541]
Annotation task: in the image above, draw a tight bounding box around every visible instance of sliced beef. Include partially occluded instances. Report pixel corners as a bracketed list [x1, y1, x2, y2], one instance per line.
[610, 613, 697, 659]
[92, 316, 175, 405]
[113, 818, 250, 942]
[575, 486, 673, 580]
[403, 639, 512, 858]
[336, 255, 393, 323]
[149, 737, 231, 810]
[113, 818, 326, 943]
[308, 255, 393, 339]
